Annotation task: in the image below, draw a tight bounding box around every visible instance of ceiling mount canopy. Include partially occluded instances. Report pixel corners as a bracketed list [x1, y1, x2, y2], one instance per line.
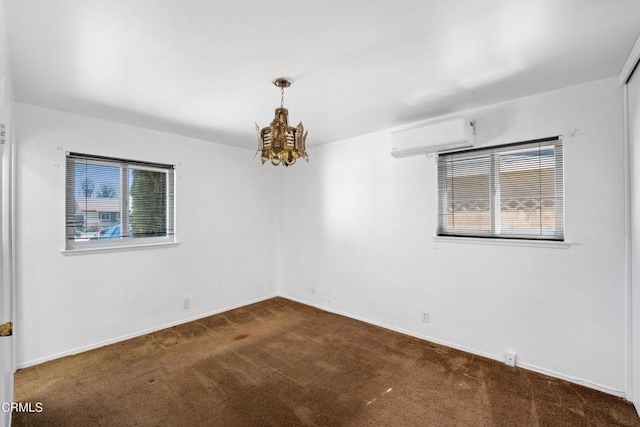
[256, 78, 308, 167]
[273, 77, 291, 89]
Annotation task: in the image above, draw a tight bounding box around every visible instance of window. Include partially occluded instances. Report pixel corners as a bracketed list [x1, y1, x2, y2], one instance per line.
[99, 212, 120, 222]
[437, 137, 563, 241]
[66, 152, 175, 249]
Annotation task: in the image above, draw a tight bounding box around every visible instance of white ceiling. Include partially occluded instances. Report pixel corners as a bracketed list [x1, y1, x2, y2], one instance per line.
[4, 0, 640, 149]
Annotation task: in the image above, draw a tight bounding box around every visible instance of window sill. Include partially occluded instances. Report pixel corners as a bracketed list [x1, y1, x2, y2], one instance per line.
[433, 236, 571, 249]
[61, 241, 179, 256]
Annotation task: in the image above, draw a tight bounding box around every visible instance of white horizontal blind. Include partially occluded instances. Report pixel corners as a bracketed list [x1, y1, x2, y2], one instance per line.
[437, 137, 563, 241]
[65, 153, 175, 247]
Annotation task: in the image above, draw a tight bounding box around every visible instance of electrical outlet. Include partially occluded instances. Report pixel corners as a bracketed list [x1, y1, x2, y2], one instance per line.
[183, 298, 190, 310]
[311, 286, 316, 295]
[422, 311, 429, 323]
[505, 350, 517, 367]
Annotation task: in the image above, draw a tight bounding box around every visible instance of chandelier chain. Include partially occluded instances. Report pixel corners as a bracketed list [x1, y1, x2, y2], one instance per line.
[280, 87, 285, 108]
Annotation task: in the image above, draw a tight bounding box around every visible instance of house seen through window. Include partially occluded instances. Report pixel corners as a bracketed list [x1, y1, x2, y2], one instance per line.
[437, 137, 564, 241]
[65, 153, 175, 249]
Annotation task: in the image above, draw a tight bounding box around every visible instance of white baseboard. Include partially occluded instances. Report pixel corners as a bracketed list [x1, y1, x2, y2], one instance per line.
[18, 293, 278, 369]
[516, 361, 625, 398]
[281, 293, 626, 399]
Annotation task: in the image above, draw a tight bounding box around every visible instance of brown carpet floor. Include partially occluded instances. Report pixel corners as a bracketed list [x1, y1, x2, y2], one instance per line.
[12, 297, 640, 426]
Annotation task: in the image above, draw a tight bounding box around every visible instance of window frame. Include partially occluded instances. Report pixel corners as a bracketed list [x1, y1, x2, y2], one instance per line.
[436, 137, 564, 241]
[65, 152, 176, 251]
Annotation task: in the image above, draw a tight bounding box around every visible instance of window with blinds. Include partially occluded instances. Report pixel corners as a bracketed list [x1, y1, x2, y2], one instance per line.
[437, 137, 564, 241]
[65, 152, 175, 249]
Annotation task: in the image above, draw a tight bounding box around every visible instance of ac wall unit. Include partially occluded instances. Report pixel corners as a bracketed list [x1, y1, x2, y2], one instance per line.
[390, 118, 475, 158]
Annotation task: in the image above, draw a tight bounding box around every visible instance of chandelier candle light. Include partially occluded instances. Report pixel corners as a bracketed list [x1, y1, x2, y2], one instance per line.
[256, 78, 308, 167]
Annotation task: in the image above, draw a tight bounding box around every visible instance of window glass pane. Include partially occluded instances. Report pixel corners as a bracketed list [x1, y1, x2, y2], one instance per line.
[441, 155, 491, 233]
[129, 167, 167, 238]
[72, 161, 122, 241]
[498, 146, 556, 237]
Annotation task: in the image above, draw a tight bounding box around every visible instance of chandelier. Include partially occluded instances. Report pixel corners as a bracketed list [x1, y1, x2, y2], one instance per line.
[256, 78, 308, 167]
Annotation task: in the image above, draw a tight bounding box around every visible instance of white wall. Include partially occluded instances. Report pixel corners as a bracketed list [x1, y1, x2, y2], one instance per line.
[14, 103, 279, 366]
[279, 77, 628, 395]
